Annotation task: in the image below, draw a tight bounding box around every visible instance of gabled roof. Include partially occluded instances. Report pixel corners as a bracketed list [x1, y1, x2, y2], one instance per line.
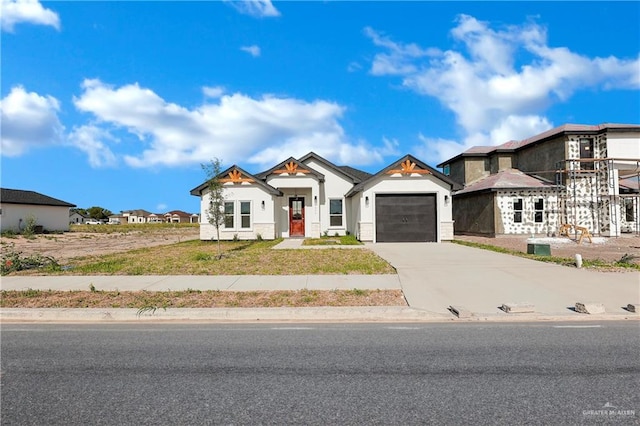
[1, 188, 75, 207]
[164, 210, 196, 217]
[454, 169, 559, 196]
[297, 152, 369, 183]
[346, 154, 461, 197]
[123, 209, 153, 217]
[190, 165, 282, 196]
[69, 210, 89, 218]
[338, 166, 372, 182]
[256, 157, 325, 182]
[438, 123, 640, 167]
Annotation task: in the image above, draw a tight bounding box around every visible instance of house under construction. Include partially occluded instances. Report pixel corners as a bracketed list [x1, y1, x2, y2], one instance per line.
[437, 123, 640, 237]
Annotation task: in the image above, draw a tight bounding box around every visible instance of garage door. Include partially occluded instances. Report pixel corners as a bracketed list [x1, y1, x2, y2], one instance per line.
[375, 194, 437, 242]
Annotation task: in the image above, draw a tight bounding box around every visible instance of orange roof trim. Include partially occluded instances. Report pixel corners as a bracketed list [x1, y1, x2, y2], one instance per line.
[273, 161, 310, 174]
[219, 168, 255, 183]
[386, 159, 432, 175]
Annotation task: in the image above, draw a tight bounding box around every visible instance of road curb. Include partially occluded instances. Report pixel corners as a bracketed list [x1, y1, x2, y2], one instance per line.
[2, 307, 638, 323]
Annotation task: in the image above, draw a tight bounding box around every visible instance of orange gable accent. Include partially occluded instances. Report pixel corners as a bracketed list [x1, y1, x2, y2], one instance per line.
[386, 159, 432, 175]
[273, 161, 310, 174]
[219, 168, 255, 183]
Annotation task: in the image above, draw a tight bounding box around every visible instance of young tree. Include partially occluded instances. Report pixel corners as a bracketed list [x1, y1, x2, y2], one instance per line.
[201, 158, 225, 259]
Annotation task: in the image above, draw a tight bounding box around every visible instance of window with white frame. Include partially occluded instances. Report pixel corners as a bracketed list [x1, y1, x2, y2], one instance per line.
[513, 198, 523, 223]
[224, 201, 234, 228]
[329, 199, 343, 227]
[240, 201, 251, 229]
[534, 198, 544, 223]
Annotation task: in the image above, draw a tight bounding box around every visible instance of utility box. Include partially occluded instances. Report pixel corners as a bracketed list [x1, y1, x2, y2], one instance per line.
[527, 243, 551, 256]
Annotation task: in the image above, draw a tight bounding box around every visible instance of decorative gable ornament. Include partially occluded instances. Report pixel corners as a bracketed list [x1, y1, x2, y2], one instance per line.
[220, 168, 254, 183]
[274, 161, 310, 175]
[386, 159, 432, 175]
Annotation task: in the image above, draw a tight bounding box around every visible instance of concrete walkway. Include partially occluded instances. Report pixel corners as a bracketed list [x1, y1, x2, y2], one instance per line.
[367, 242, 640, 316]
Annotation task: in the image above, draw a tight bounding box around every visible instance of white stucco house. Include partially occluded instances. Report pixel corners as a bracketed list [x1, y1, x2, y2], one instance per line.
[190, 153, 460, 243]
[0, 188, 76, 233]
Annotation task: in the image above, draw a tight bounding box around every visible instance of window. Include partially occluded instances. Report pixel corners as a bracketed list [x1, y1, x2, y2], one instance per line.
[513, 198, 523, 223]
[534, 198, 544, 223]
[443, 164, 450, 176]
[240, 201, 251, 229]
[579, 138, 594, 170]
[625, 199, 635, 222]
[224, 201, 234, 228]
[329, 199, 343, 227]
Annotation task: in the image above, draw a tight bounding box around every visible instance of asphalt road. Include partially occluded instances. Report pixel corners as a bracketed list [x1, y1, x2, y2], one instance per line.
[2, 322, 639, 425]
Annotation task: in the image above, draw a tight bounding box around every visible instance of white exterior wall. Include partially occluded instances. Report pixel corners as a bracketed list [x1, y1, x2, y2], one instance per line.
[0, 204, 71, 232]
[199, 183, 277, 240]
[303, 160, 354, 236]
[266, 175, 320, 239]
[356, 173, 454, 242]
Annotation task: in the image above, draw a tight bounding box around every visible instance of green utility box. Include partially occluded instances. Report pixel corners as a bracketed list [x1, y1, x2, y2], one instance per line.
[527, 243, 551, 256]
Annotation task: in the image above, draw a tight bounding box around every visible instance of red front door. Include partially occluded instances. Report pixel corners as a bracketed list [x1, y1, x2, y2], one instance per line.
[289, 197, 305, 237]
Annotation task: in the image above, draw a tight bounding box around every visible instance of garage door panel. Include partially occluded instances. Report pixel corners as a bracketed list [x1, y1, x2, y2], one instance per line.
[375, 194, 437, 242]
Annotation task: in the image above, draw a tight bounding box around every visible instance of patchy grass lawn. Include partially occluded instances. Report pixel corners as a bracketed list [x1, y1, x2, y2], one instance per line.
[452, 239, 640, 271]
[0, 288, 406, 308]
[10, 239, 395, 276]
[303, 235, 362, 246]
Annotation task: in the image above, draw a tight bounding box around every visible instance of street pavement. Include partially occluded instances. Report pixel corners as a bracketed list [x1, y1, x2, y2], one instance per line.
[1, 240, 639, 322]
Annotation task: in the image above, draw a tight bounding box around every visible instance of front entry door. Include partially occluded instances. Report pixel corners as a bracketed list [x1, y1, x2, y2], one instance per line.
[289, 197, 305, 237]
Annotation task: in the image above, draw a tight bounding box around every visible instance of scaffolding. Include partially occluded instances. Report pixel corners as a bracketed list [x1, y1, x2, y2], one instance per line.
[554, 158, 640, 236]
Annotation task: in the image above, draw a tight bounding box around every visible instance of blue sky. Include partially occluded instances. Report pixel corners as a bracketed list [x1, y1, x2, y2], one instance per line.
[2, 1, 639, 215]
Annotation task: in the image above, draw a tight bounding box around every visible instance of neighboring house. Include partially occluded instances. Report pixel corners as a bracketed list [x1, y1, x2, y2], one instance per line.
[0, 188, 76, 233]
[190, 153, 460, 242]
[107, 214, 124, 225]
[164, 210, 199, 223]
[437, 123, 640, 237]
[69, 210, 89, 224]
[122, 209, 154, 224]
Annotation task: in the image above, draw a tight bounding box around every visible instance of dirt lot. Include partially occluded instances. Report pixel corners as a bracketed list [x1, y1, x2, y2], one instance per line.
[2, 226, 639, 264]
[454, 233, 640, 263]
[1, 226, 200, 261]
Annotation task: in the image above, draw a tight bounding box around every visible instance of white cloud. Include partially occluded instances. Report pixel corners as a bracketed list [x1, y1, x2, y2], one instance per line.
[68, 125, 118, 168]
[241, 45, 261, 57]
[1, 0, 60, 32]
[156, 203, 167, 211]
[366, 14, 640, 162]
[203, 86, 225, 98]
[226, 0, 280, 18]
[73, 79, 389, 169]
[0, 86, 64, 156]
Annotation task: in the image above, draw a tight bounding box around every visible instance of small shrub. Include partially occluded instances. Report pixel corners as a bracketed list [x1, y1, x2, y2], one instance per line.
[256, 233, 263, 241]
[233, 234, 239, 242]
[334, 232, 340, 237]
[618, 253, 639, 264]
[89, 284, 96, 292]
[1, 230, 17, 238]
[22, 215, 38, 237]
[323, 230, 329, 237]
[1, 243, 60, 275]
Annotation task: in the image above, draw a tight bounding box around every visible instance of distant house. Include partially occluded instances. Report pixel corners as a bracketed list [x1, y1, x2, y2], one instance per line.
[122, 209, 154, 224]
[69, 210, 89, 224]
[437, 123, 640, 236]
[164, 210, 199, 223]
[0, 188, 76, 233]
[107, 214, 124, 225]
[190, 152, 460, 242]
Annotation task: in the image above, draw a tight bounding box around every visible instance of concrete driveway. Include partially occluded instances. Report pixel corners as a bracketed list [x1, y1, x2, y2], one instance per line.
[367, 242, 640, 316]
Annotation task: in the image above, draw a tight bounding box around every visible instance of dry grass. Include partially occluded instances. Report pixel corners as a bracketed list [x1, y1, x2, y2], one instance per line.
[0, 289, 406, 308]
[12, 239, 396, 276]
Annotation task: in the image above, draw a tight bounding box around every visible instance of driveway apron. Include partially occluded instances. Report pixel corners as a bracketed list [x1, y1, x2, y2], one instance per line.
[367, 242, 640, 316]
